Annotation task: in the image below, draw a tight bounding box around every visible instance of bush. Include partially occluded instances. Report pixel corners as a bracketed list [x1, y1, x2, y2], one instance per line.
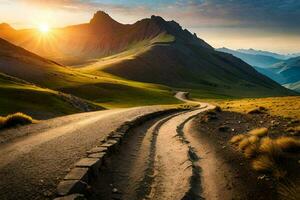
[275, 137, 300, 153]
[251, 155, 275, 172]
[230, 134, 246, 144]
[0, 113, 33, 129]
[249, 127, 268, 137]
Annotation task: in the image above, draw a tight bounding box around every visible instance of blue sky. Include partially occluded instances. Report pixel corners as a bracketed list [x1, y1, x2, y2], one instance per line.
[0, 0, 299, 53]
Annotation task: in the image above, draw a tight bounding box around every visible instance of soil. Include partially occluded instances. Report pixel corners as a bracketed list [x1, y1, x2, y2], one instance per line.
[187, 110, 300, 200]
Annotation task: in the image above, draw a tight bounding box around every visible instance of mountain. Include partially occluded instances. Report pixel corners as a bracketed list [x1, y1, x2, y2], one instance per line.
[0, 11, 296, 100]
[0, 37, 180, 111]
[217, 47, 283, 67]
[284, 81, 300, 93]
[237, 48, 290, 60]
[0, 11, 211, 64]
[270, 56, 300, 84]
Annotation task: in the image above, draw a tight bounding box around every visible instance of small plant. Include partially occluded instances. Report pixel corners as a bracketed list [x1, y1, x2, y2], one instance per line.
[251, 155, 275, 172]
[230, 134, 246, 144]
[249, 127, 268, 137]
[275, 137, 300, 153]
[0, 113, 33, 129]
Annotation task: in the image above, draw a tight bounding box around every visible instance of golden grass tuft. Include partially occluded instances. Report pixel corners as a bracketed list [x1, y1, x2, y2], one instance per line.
[0, 113, 33, 129]
[244, 143, 259, 158]
[251, 155, 274, 172]
[249, 127, 268, 137]
[230, 134, 246, 144]
[259, 137, 282, 157]
[275, 137, 300, 153]
[238, 137, 251, 150]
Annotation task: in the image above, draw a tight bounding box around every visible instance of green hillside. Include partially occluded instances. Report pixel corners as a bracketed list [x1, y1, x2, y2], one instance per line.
[0, 73, 102, 119]
[0, 38, 180, 113]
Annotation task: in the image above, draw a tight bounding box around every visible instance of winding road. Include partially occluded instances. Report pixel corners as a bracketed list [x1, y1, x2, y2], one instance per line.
[0, 92, 215, 200]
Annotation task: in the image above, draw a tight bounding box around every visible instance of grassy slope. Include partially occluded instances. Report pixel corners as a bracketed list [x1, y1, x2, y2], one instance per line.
[79, 34, 295, 99]
[215, 96, 300, 119]
[0, 38, 180, 111]
[0, 73, 95, 119]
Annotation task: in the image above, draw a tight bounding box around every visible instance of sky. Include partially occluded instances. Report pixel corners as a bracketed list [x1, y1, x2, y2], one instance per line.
[0, 0, 300, 54]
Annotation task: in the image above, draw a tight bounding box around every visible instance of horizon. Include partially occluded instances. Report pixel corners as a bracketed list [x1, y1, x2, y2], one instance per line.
[0, 0, 299, 54]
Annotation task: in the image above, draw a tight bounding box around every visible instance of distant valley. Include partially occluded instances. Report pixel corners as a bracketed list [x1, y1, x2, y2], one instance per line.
[217, 47, 300, 92]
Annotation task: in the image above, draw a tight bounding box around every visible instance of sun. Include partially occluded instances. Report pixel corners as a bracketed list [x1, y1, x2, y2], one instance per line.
[38, 23, 50, 33]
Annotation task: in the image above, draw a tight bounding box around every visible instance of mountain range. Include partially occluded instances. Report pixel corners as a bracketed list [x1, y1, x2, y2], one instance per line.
[0, 11, 297, 117]
[217, 47, 300, 92]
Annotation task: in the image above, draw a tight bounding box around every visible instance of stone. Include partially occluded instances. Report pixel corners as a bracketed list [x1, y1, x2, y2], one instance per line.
[64, 168, 89, 182]
[87, 152, 106, 159]
[75, 158, 102, 176]
[54, 193, 86, 200]
[57, 180, 87, 196]
[86, 146, 107, 154]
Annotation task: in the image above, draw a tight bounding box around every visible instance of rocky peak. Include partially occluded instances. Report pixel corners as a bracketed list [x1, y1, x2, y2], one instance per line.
[0, 23, 14, 31]
[89, 11, 121, 27]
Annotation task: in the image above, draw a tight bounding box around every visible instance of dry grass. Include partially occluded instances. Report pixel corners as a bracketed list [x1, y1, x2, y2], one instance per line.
[230, 127, 300, 179]
[244, 143, 259, 158]
[251, 155, 275, 172]
[230, 134, 246, 144]
[238, 137, 252, 150]
[219, 96, 300, 119]
[0, 113, 33, 129]
[275, 137, 300, 153]
[249, 128, 268, 137]
[259, 137, 283, 158]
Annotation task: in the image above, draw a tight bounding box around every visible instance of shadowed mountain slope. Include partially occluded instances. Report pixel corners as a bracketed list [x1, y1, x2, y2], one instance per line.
[0, 38, 180, 109]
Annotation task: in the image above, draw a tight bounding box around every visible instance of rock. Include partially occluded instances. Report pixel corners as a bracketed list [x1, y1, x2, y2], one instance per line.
[57, 180, 87, 196]
[86, 146, 107, 154]
[64, 168, 90, 182]
[87, 152, 106, 159]
[112, 188, 118, 193]
[247, 107, 267, 114]
[75, 158, 102, 176]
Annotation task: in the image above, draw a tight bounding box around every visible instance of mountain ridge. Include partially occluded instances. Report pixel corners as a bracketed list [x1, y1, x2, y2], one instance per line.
[0, 11, 297, 99]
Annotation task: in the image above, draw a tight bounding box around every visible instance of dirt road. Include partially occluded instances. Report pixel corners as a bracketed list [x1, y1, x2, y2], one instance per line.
[0, 106, 177, 200]
[89, 94, 215, 200]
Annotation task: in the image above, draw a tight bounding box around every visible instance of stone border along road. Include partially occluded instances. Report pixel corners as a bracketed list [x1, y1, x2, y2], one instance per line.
[53, 108, 187, 200]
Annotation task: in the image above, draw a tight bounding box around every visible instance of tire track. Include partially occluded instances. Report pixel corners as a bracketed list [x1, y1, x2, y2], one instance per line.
[89, 107, 211, 200]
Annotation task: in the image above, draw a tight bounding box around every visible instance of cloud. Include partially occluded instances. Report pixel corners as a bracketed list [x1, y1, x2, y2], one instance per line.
[19, 0, 300, 33]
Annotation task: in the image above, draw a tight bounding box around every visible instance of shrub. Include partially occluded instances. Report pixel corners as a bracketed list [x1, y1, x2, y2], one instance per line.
[251, 155, 274, 172]
[249, 127, 268, 137]
[259, 137, 282, 158]
[0, 116, 5, 127]
[275, 137, 300, 153]
[230, 134, 246, 144]
[244, 143, 259, 158]
[0, 113, 33, 129]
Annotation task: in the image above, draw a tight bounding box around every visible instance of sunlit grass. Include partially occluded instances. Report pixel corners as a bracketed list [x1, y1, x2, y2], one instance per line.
[218, 96, 300, 119]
